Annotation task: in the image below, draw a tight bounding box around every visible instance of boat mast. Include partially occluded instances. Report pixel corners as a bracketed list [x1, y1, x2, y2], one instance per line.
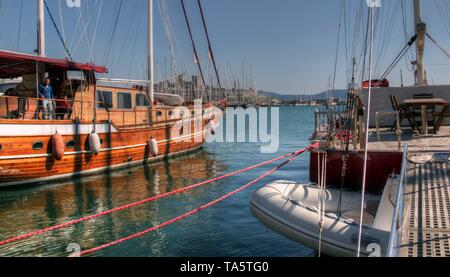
[147, 0, 155, 104]
[37, 0, 45, 57]
[413, 0, 427, 86]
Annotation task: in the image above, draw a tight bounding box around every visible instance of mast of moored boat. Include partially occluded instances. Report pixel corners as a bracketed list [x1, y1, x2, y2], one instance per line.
[37, 0, 45, 57]
[147, 0, 155, 125]
[413, 0, 427, 86]
[35, 0, 46, 103]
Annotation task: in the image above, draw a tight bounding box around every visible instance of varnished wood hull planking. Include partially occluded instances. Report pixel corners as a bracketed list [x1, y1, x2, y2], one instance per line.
[0, 119, 211, 187]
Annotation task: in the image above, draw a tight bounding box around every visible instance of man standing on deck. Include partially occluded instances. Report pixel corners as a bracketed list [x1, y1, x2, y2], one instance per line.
[39, 78, 55, 120]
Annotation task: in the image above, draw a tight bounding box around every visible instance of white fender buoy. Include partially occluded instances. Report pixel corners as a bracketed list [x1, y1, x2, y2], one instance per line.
[149, 138, 158, 157]
[89, 133, 101, 155]
[52, 132, 65, 161]
[207, 120, 218, 135]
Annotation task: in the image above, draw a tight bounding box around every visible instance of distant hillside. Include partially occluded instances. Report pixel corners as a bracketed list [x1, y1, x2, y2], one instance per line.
[258, 90, 347, 101]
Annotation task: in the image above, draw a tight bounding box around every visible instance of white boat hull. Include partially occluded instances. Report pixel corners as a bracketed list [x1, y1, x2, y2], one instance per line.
[250, 181, 394, 257]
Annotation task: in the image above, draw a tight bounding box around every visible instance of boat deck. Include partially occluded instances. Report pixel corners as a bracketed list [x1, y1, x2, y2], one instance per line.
[341, 126, 450, 256]
[333, 126, 450, 153]
[399, 159, 450, 257]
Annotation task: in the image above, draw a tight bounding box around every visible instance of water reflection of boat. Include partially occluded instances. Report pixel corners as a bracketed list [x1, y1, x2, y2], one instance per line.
[0, 150, 223, 256]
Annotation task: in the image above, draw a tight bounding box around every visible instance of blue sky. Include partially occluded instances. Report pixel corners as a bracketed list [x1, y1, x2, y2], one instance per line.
[0, 0, 449, 94]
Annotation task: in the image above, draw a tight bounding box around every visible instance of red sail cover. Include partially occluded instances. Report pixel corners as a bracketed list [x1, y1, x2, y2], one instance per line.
[0, 50, 108, 78]
[362, 79, 390, 89]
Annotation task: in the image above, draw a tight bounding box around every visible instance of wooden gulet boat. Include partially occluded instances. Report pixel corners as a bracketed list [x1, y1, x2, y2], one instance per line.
[0, 0, 221, 188]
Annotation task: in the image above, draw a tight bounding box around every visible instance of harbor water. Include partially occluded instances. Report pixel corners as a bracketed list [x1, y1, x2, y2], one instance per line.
[0, 107, 316, 257]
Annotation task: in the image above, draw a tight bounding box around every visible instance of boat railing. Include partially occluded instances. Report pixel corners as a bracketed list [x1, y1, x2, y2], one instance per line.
[0, 94, 150, 126]
[0, 95, 209, 128]
[313, 109, 346, 139]
[386, 144, 408, 257]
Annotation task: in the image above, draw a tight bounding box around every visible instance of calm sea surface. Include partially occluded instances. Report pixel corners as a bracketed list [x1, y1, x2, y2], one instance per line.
[0, 107, 316, 257]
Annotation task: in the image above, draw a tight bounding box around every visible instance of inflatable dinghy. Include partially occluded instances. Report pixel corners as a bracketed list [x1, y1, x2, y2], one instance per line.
[250, 177, 400, 257]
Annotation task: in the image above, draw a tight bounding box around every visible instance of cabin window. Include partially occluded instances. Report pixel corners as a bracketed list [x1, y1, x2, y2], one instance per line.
[156, 111, 163, 117]
[32, 141, 44, 151]
[66, 141, 76, 149]
[117, 92, 132, 110]
[136, 94, 150, 107]
[96, 91, 113, 109]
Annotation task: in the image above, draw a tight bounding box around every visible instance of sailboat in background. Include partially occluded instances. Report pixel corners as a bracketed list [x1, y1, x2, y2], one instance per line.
[0, 0, 222, 188]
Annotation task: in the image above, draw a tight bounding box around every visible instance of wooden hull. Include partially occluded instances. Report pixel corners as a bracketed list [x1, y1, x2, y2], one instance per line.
[310, 150, 402, 194]
[0, 119, 211, 188]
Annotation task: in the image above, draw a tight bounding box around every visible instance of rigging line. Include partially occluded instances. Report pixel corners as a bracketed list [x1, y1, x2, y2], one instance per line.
[337, 89, 356, 217]
[159, 0, 177, 83]
[376, 0, 400, 76]
[166, 0, 189, 79]
[77, 2, 95, 62]
[89, 0, 104, 63]
[70, 10, 94, 58]
[360, 7, 371, 84]
[357, 2, 376, 258]
[111, 0, 143, 75]
[43, 0, 73, 60]
[70, 0, 99, 57]
[331, 0, 344, 101]
[16, 0, 24, 51]
[127, 0, 145, 80]
[180, 0, 208, 100]
[160, 0, 176, 82]
[68, 8, 83, 50]
[433, 0, 450, 40]
[103, 0, 124, 66]
[351, 0, 363, 78]
[426, 33, 450, 58]
[197, 0, 223, 94]
[401, 0, 415, 71]
[342, 0, 349, 84]
[380, 35, 417, 80]
[57, 0, 68, 55]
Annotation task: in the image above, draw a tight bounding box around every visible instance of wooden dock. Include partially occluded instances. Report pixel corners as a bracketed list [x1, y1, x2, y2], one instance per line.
[399, 160, 450, 257]
[360, 127, 450, 256]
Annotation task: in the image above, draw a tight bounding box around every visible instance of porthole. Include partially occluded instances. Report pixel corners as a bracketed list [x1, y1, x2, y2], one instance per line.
[100, 139, 104, 145]
[168, 111, 174, 117]
[0, 143, 2, 151]
[32, 141, 44, 151]
[180, 126, 184, 135]
[191, 111, 195, 115]
[157, 111, 163, 117]
[66, 141, 76, 149]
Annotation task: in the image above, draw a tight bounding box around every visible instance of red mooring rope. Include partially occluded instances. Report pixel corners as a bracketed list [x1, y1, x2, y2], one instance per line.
[79, 146, 311, 256]
[0, 145, 317, 248]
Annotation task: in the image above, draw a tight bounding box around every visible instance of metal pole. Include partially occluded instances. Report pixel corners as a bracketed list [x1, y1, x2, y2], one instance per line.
[37, 0, 45, 57]
[413, 0, 426, 86]
[147, 0, 154, 126]
[147, 0, 154, 104]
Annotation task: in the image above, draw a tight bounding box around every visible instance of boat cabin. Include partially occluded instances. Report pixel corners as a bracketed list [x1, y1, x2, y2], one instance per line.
[0, 50, 199, 127]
